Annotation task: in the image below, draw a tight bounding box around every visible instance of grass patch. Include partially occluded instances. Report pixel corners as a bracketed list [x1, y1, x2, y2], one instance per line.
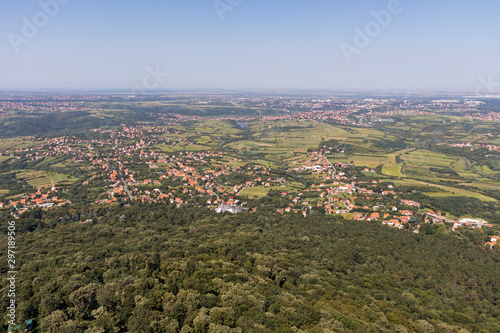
[381, 151, 409, 177]
[16, 170, 78, 188]
[156, 143, 210, 152]
[238, 186, 271, 198]
[385, 179, 496, 202]
[0, 137, 37, 150]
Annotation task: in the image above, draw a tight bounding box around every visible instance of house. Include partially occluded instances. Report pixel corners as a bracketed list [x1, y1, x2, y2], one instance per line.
[484, 242, 497, 249]
[215, 204, 243, 214]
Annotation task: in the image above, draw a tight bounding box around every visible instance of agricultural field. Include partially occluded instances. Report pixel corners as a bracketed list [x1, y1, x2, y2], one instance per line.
[0, 137, 37, 149]
[192, 120, 243, 135]
[385, 179, 497, 202]
[15, 170, 78, 188]
[401, 149, 461, 173]
[382, 150, 413, 177]
[327, 154, 384, 167]
[193, 135, 214, 145]
[250, 121, 346, 147]
[0, 156, 11, 163]
[477, 165, 500, 176]
[157, 142, 210, 152]
[425, 190, 496, 201]
[464, 181, 500, 190]
[225, 140, 274, 151]
[239, 182, 305, 199]
[34, 156, 69, 167]
[217, 157, 247, 169]
[228, 121, 403, 165]
[238, 186, 271, 198]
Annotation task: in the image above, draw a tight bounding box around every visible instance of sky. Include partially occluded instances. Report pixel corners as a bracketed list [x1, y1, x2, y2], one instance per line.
[0, 0, 499, 92]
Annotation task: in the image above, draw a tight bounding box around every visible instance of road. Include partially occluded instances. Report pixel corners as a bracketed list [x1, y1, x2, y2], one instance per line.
[322, 153, 337, 179]
[117, 169, 133, 201]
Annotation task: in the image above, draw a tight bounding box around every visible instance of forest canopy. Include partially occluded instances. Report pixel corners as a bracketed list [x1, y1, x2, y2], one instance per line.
[1, 205, 499, 332]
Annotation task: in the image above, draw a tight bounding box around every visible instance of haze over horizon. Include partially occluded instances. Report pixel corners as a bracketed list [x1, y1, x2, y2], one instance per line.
[1, 0, 499, 93]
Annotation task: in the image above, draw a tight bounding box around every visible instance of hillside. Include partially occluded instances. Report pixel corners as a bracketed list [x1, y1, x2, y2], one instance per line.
[1, 205, 499, 332]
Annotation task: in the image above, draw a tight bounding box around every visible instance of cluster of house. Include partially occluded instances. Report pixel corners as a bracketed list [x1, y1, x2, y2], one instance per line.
[355, 209, 414, 226]
[1, 187, 71, 219]
[90, 143, 284, 211]
[254, 97, 495, 127]
[450, 142, 500, 153]
[157, 107, 359, 126]
[368, 109, 433, 118]
[453, 218, 493, 230]
[1, 125, 496, 239]
[465, 111, 500, 122]
[272, 151, 497, 235]
[273, 153, 417, 223]
[0, 100, 101, 113]
[484, 236, 499, 249]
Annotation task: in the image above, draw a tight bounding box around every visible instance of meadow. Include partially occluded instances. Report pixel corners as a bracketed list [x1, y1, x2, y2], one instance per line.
[0, 156, 11, 163]
[385, 179, 497, 202]
[0, 137, 37, 149]
[15, 170, 78, 188]
[239, 182, 305, 199]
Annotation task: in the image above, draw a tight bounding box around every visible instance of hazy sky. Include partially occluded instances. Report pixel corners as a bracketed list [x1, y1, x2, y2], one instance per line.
[1, 0, 499, 92]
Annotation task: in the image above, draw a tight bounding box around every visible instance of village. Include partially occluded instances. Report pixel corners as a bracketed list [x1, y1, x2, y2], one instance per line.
[0, 122, 495, 243]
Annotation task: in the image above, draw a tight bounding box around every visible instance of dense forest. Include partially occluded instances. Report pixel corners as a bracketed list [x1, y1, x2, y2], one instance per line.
[1, 205, 499, 332]
[0, 112, 120, 139]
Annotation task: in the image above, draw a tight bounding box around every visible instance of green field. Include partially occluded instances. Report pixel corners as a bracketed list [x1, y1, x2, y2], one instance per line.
[462, 181, 500, 190]
[221, 121, 411, 165]
[193, 135, 214, 145]
[238, 180, 305, 199]
[238, 186, 271, 198]
[218, 157, 247, 169]
[244, 122, 387, 151]
[156, 143, 210, 152]
[32, 156, 74, 168]
[193, 120, 243, 135]
[386, 179, 497, 202]
[327, 155, 385, 167]
[382, 150, 413, 177]
[477, 165, 500, 176]
[16, 170, 78, 188]
[226, 141, 274, 151]
[401, 150, 461, 176]
[0, 137, 37, 150]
